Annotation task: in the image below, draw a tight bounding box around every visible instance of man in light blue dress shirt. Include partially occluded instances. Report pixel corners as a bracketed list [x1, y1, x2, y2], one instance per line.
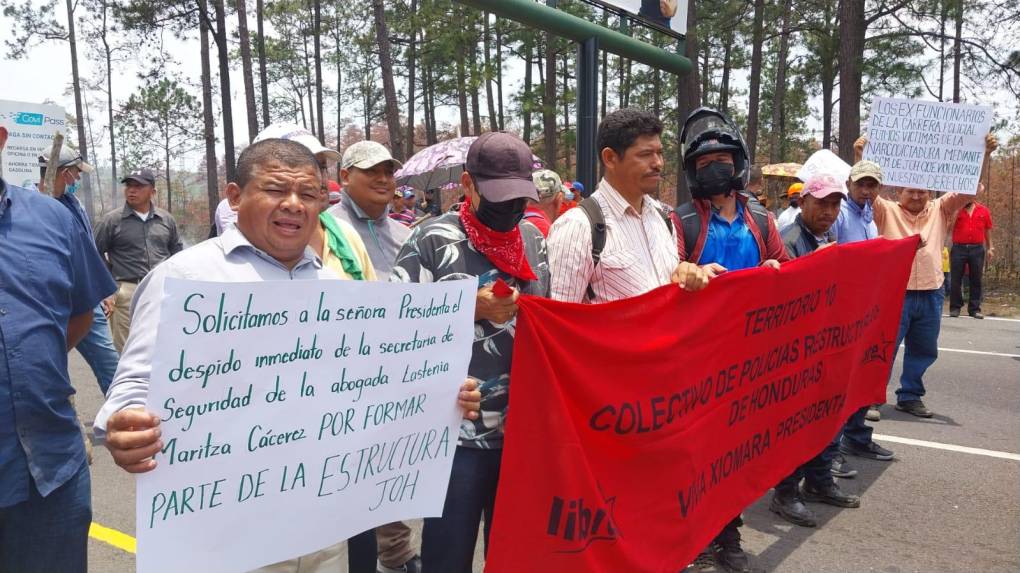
[832, 160, 896, 469]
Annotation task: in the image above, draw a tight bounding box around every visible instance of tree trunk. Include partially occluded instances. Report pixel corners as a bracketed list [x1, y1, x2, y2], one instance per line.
[100, 0, 117, 203]
[700, 46, 710, 106]
[457, 55, 469, 137]
[371, 0, 403, 157]
[256, 0, 270, 128]
[199, 0, 219, 225]
[65, 0, 93, 218]
[405, 0, 418, 157]
[212, 0, 237, 182]
[719, 32, 733, 112]
[313, 0, 324, 142]
[336, 31, 342, 149]
[821, 60, 835, 149]
[495, 19, 504, 130]
[769, 1, 792, 162]
[820, 0, 836, 148]
[543, 32, 557, 167]
[235, 0, 258, 142]
[301, 31, 315, 134]
[837, 0, 865, 162]
[425, 62, 438, 145]
[82, 89, 103, 210]
[523, 39, 533, 144]
[164, 132, 172, 214]
[952, 0, 962, 102]
[746, 0, 765, 163]
[483, 13, 497, 132]
[653, 67, 661, 118]
[469, 28, 482, 136]
[938, 0, 947, 100]
[676, 0, 700, 205]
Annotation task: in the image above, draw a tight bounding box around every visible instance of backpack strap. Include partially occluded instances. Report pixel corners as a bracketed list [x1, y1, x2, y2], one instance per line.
[657, 204, 674, 235]
[675, 202, 701, 262]
[578, 197, 606, 301]
[745, 198, 773, 256]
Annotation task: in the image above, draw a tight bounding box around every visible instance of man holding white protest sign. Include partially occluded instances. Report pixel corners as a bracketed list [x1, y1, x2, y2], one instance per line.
[863, 97, 993, 194]
[95, 139, 481, 573]
[851, 127, 997, 420]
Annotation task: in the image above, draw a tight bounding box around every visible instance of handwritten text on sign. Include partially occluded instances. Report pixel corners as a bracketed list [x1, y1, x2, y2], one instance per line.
[863, 97, 992, 194]
[135, 278, 476, 573]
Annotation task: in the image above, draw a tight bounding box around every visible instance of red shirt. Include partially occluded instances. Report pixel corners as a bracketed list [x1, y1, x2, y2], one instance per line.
[522, 206, 552, 237]
[952, 202, 993, 245]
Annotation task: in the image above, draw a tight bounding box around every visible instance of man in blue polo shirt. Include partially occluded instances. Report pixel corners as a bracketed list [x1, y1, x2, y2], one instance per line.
[0, 126, 117, 573]
[40, 149, 121, 396]
[675, 108, 789, 573]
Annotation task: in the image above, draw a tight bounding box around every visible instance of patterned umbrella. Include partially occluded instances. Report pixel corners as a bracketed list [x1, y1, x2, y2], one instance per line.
[395, 136, 542, 191]
[761, 162, 803, 178]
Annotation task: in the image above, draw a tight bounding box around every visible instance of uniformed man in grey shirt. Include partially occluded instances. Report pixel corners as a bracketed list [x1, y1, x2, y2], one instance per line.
[93, 168, 183, 351]
[328, 141, 410, 277]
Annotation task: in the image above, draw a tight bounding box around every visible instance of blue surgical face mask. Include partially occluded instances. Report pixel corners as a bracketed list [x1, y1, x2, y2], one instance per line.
[65, 180, 79, 195]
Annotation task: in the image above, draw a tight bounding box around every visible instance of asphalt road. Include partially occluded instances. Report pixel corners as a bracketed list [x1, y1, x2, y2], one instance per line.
[74, 314, 1020, 573]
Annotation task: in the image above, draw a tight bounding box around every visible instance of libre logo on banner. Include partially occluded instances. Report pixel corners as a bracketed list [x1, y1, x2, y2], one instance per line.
[545, 484, 619, 553]
[486, 237, 918, 573]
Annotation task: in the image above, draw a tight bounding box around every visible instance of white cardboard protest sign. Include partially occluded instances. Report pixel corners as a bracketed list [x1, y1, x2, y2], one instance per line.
[0, 100, 67, 187]
[863, 97, 992, 194]
[796, 149, 852, 183]
[136, 277, 476, 573]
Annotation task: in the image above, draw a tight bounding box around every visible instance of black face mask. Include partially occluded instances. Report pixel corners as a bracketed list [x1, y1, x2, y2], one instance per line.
[693, 161, 737, 199]
[475, 196, 527, 232]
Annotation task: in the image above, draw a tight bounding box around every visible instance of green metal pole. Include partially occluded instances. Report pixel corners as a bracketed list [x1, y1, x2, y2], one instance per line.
[455, 0, 692, 76]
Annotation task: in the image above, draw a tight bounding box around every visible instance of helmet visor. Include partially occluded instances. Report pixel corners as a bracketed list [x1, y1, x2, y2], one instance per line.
[682, 113, 744, 160]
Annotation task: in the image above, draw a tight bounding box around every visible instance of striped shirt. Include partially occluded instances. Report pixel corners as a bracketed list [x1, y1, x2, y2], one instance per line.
[548, 179, 679, 303]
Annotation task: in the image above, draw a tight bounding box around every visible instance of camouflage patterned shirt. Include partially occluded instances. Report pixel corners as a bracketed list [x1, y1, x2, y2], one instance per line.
[389, 211, 550, 449]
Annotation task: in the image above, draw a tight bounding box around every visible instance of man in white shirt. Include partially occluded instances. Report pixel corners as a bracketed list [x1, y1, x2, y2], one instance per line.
[95, 138, 480, 573]
[547, 108, 710, 303]
[776, 182, 802, 231]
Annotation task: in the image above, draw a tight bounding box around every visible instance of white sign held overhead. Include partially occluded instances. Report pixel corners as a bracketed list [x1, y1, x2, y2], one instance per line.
[0, 100, 67, 187]
[796, 149, 852, 183]
[863, 97, 992, 194]
[136, 277, 477, 573]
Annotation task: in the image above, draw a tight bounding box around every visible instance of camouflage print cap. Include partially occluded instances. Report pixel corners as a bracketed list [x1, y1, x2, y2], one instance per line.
[531, 169, 563, 200]
[341, 140, 403, 171]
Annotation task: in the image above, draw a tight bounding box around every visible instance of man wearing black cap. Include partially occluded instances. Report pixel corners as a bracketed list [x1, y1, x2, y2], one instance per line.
[391, 131, 549, 573]
[94, 168, 183, 351]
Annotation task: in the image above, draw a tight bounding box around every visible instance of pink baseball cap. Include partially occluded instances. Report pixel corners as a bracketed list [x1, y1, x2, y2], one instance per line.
[801, 174, 847, 199]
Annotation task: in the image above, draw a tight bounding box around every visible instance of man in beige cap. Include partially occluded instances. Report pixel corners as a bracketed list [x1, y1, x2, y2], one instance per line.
[831, 158, 896, 468]
[329, 141, 410, 277]
[522, 168, 563, 237]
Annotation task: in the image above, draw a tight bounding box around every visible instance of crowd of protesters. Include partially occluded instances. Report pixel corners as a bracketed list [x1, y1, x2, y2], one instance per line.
[0, 97, 998, 573]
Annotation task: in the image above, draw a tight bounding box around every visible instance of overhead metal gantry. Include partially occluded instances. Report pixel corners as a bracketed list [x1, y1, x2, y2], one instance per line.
[455, 0, 692, 195]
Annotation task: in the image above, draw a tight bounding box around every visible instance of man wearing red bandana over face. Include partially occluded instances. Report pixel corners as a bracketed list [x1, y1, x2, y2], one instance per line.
[389, 131, 549, 573]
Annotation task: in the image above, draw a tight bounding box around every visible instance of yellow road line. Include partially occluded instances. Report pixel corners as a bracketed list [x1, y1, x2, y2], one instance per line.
[89, 522, 137, 554]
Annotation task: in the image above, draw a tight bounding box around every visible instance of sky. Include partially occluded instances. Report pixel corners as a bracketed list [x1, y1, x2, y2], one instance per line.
[1, 2, 1016, 192]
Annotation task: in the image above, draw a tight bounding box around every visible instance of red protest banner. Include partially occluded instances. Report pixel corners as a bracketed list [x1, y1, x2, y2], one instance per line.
[486, 237, 918, 573]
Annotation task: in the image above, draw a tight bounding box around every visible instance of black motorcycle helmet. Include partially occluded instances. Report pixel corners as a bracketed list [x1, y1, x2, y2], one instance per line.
[679, 107, 750, 196]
